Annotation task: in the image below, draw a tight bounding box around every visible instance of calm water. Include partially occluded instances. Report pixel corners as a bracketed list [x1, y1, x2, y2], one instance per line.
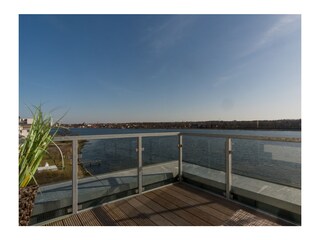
[69, 128, 301, 188]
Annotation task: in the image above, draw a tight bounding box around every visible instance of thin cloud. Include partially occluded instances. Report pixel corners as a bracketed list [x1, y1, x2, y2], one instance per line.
[212, 75, 234, 88]
[241, 15, 300, 58]
[141, 16, 197, 55]
[212, 61, 249, 88]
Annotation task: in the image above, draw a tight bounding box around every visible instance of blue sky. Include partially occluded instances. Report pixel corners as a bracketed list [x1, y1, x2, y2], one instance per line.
[19, 15, 301, 123]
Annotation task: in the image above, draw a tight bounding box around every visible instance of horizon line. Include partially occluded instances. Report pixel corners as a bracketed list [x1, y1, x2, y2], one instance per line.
[59, 118, 301, 125]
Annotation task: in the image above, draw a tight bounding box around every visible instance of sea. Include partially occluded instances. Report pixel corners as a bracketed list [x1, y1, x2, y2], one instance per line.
[67, 128, 301, 189]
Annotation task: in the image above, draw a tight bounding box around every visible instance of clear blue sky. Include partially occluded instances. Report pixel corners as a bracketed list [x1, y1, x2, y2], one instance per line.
[19, 15, 301, 124]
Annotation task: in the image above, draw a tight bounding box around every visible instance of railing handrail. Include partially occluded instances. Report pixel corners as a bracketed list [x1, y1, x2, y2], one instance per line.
[54, 131, 301, 143]
[180, 132, 301, 143]
[54, 132, 180, 141]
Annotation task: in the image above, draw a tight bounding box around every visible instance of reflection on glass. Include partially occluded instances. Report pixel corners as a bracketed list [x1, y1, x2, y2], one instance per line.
[142, 136, 179, 190]
[78, 138, 138, 210]
[31, 141, 73, 224]
[183, 136, 225, 170]
[232, 139, 301, 188]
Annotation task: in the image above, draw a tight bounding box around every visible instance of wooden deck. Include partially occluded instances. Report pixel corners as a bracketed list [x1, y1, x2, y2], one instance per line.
[45, 183, 290, 226]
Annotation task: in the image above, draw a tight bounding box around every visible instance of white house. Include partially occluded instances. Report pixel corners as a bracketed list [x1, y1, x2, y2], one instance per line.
[26, 118, 33, 124]
[19, 118, 33, 138]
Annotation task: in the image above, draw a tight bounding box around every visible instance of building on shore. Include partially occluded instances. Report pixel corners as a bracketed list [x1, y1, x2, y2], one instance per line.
[19, 117, 33, 138]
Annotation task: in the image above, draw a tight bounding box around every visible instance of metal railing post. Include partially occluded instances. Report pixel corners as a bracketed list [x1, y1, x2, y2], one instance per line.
[137, 136, 143, 194]
[72, 139, 78, 214]
[225, 137, 232, 199]
[178, 134, 183, 182]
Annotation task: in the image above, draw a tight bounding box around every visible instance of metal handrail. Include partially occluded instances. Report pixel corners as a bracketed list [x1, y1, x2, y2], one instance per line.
[53, 132, 301, 143]
[54, 132, 180, 141]
[181, 132, 301, 143]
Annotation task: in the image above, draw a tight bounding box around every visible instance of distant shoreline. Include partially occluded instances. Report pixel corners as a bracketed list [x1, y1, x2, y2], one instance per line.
[58, 119, 301, 131]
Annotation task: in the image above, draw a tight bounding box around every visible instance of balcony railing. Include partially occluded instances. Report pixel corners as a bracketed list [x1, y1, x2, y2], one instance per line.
[30, 132, 301, 225]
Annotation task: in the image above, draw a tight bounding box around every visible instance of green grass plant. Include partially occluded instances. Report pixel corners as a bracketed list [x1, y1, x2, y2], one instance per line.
[19, 106, 58, 187]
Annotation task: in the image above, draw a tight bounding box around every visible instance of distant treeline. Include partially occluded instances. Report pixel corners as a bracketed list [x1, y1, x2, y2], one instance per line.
[62, 119, 301, 130]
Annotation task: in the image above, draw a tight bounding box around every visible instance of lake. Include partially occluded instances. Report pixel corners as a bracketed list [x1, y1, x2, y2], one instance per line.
[68, 128, 301, 188]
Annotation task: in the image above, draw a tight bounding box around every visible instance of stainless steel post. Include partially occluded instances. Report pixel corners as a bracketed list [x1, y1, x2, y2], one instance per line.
[178, 134, 183, 182]
[137, 136, 143, 194]
[225, 138, 232, 199]
[72, 139, 78, 214]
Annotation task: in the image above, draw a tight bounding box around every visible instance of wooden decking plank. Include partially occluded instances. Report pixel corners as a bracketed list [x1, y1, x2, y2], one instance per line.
[126, 197, 174, 226]
[103, 204, 138, 226]
[113, 200, 155, 226]
[62, 214, 82, 226]
[174, 184, 287, 225]
[144, 191, 210, 226]
[164, 185, 231, 221]
[163, 186, 228, 221]
[77, 210, 102, 226]
[136, 194, 192, 226]
[46, 220, 64, 226]
[173, 183, 238, 214]
[90, 206, 117, 226]
[56, 221, 65, 226]
[156, 188, 222, 225]
[44, 183, 289, 226]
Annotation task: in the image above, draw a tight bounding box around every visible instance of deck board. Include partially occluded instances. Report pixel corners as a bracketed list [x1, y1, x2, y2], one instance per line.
[167, 185, 234, 220]
[103, 204, 137, 226]
[77, 210, 102, 226]
[90, 206, 117, 226]
[113, 200, 155, 226]
[154, 188, 221, 225]
[45, 183, 287, 226]
[126, 197, 174, 226]
[159, 187, 227, 224]
[144, 191, 211, 226]
[136, 194, 192, 226]
[173, 184, 239, 214]
[63, 215, 82, 226]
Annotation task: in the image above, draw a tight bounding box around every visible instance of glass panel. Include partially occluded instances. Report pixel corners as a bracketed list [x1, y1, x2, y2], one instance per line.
[78, 138, 137, 210]
[182, 136, 226, 191]
[142, 136, 178, 190]
[30, 141, 73, 225]
[232, 139, 301, 188]
[183, 136, 225, 170]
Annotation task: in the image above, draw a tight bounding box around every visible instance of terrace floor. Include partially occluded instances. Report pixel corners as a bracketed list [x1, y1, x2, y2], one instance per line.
[45, 183, 290, 226]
